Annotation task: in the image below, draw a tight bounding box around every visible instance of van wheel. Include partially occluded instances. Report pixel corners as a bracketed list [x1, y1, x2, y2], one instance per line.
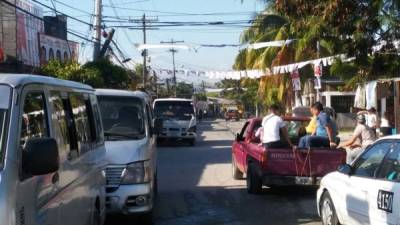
[320, 192, 339, 225]
[140, 211, 153, 225]
[92, 205, 101, 225]
[156, 138, 163, 146]
[188, 139, 195, 146]
[246, 163, 262, 194]
[232, 155, 243, 180]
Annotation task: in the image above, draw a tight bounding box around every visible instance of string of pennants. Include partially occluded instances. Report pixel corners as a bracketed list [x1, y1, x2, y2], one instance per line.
[153, 68, 266, 80]
[152, 54, 355, 81]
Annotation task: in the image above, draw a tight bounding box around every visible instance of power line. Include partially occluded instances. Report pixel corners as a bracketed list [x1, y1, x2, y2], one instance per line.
[30, 0, 93, 27]
[0, 0, 95, 43]
[102, 6, 259, 17]
[50, 0, 93, 16]
[131, 14, 158, 88]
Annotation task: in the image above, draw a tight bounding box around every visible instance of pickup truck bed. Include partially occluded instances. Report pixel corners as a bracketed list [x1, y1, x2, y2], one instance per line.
[232, 117, 346, 194]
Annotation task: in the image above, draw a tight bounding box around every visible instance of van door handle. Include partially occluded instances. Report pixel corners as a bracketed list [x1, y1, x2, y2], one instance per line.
[52, 172, 59, 184]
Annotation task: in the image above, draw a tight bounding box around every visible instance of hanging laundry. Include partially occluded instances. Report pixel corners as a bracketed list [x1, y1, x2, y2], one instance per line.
[366, 81, 377, 109]
[354, 85, 366, 109]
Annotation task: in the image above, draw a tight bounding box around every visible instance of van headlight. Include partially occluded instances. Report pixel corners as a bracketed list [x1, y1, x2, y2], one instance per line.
[121, 161, 151, 184]
[188, 126, 196, 133]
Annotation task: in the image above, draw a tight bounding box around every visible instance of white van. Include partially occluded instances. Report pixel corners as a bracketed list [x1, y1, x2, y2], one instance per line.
[96, 89, 159, 222]
[0, 74, 107, 225]
[153, 98, 197, 145]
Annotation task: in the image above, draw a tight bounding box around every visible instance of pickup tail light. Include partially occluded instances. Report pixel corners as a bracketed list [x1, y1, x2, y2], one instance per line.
[261, 151, 267, 164]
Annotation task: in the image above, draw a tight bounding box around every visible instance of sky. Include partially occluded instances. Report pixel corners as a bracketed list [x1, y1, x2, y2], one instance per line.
[41, 0, 265, 75]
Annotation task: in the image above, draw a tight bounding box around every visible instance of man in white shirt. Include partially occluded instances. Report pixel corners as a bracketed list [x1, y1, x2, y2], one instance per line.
[261, 104, 293, 149]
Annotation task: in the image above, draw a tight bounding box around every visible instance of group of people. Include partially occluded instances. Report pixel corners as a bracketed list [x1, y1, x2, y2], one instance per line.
[256, 102, 378, 164]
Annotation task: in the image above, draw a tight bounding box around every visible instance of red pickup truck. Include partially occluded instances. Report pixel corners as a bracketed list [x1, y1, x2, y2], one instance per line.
[232, 117, 346, 194]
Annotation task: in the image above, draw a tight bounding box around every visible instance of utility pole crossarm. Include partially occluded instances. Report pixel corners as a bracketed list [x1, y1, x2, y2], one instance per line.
[131, 14, 158, 89]
[160, 39, 184, 97]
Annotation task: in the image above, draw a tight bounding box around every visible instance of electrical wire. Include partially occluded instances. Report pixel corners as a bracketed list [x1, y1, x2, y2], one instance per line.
[50, 0, 93, 16]
[0, 0, 95, 43]
[30, 0, 93, 27]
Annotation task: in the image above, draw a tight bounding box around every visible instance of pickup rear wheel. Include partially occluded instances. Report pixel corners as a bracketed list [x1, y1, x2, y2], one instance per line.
[232, 155, 243, 180]
[246, 163, 262, 194]
[320, 192, 339, 225]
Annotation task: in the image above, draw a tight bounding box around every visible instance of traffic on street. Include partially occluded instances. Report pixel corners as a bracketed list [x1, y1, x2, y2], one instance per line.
[1, 0, 400, 225]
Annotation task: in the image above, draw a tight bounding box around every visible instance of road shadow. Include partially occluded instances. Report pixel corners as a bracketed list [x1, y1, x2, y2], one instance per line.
[105, 121, 321, 225]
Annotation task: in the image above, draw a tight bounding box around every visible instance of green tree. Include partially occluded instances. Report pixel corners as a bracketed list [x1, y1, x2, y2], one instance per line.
[40, 60, 104, 88]
[176, 82, 194, 98]
[84, 58, 131, 89]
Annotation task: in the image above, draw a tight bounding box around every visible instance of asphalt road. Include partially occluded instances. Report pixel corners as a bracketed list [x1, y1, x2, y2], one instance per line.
[107, 120, 322, 225]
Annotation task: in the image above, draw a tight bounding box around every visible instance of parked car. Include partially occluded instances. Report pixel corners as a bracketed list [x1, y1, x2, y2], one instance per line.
[232, 117, 346, 194]
[153, 98, 197, 146]
[96, 89, 160, 222]
[0, 74, 107, 225]
[317, 136, 400, 225]
[225, 107, 240, 121]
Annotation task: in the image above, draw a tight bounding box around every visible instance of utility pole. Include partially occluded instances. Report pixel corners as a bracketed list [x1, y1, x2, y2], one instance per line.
[166, 78, 170, 96]
[93, 0, 102, 59]
[98, 28, 115, 58]
[160, 39, 184, 97]
[131, 14, 158, 89]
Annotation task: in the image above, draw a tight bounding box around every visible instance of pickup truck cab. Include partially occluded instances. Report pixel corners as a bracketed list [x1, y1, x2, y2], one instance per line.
[232, 117, 346, 194]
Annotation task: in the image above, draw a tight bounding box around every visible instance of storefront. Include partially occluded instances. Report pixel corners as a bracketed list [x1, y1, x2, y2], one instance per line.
[354, 78, 400, 134]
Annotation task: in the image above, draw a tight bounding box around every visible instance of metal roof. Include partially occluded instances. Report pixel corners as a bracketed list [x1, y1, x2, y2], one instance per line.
[95, 88, 149, 99]
[0, 74, 93, 90]
[153, 98, 192, 102]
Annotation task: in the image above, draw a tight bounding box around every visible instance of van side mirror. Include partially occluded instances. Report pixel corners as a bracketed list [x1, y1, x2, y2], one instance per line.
[153, 118, 163, 135]
[337, 164, 352, 175]
[22, 138, 59, 176]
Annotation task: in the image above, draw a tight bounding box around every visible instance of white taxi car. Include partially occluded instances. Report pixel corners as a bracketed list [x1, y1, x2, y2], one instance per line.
[317, 135, 400, 225]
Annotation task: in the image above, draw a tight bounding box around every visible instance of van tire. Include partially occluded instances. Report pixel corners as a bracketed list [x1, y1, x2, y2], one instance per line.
[188, 139, 195, 146]
[232, 155, 243, 180]
[140, 211, 153, 225]
[246, 163, 262, 194]
[92, 204, 101, 225]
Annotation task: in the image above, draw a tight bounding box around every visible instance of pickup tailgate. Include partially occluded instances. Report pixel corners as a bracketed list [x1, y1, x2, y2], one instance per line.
[263, 148, 346, 177]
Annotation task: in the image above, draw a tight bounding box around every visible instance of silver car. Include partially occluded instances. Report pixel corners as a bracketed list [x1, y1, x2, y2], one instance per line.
[0, 74, 107, 225]
[96, 89, 159, 222]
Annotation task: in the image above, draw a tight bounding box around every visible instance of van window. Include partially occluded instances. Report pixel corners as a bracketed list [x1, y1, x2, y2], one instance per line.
[90, 94, 104, 145]
[0, 85, 11, 166]
[49, 91, 70, 154]
[146, 104, 152, 134]
[98, 96, 145, 140]
[154, 101, 194, 121]
[20, 92, 48, 147]
[69, 93, 92, 154]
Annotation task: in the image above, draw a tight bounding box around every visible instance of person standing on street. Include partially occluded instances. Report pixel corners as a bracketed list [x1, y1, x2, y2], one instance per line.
[261, 104, 293, 149]
[298, 102, 337, 149]
[338, 114, 377, 163]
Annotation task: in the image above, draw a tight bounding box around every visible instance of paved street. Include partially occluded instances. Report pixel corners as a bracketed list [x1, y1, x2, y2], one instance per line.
[108, 120, 321, 225]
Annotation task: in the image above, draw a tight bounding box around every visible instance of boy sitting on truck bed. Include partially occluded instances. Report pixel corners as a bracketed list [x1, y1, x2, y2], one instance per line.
[261, 104, 294, 149]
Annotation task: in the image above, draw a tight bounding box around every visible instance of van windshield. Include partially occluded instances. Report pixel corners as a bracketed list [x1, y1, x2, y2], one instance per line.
[98, 96, 145, 140]
[154, 101, 194, 121]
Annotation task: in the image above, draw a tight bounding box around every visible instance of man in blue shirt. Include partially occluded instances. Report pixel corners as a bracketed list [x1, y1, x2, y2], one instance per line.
[298, 102, 337, 148]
